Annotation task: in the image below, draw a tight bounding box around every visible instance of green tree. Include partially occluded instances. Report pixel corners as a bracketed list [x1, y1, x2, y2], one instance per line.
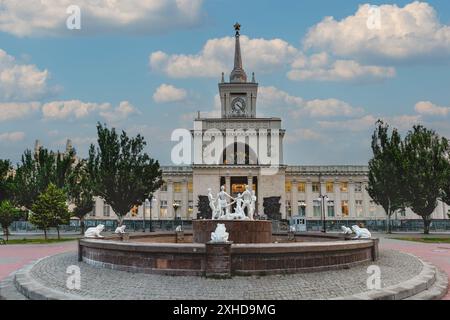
[87, 123, 163, 225]
[12, 148, 76, 211]
[0, 159, 12, 202]
[402, 125, 449, 234]
[67, 160, 94, 234]
[367, 120, 405, 233]
[30, 184, 70, 240]
[0, 200, 22, 241]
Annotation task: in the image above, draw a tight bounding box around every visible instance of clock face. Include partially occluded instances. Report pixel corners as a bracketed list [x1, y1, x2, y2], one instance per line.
[231, 97, 246, 115]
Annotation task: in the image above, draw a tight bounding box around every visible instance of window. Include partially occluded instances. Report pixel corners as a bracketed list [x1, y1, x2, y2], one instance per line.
[369, 200, 376, 216]
[188, 201, 194, 216]
[173, 182, 182, 193]
[285, 181, 292, 192]
[312, 183, 320, 193]
[286, 200, 292, 217]
[354, 183, 362, 193]
[298, 182, 306, 193]
[160, 183, 167, 192]
[188, 182, 193, 193]
[160, 200, 168, 218]
[341, 200, 349, 216]
[326, 182, 334, 193]
[340, 182, 348, 192]
[356, 200, 363, 217]
[103, 204, 110, 217]
[313, 200, 321, 217]
[327, 200, 335, 217]
[298, 201, 306, 217]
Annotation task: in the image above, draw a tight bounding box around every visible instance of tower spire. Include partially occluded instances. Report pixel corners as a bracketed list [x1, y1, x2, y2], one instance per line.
[230, 22, 247, 83]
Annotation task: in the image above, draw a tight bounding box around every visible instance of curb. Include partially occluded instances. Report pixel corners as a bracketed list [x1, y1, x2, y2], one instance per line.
[333, 254, 448, 300]
[13, 256, 86, 300]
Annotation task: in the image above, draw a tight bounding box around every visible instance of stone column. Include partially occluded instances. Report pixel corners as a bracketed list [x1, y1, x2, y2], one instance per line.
[182, 179, 189, 219]
[349, 180, 356, 218]
[167, 180, 174, 219]
[291, 180, 298, 217]
[225, 176, 231, 194]
[305, 180, 313, 218]
[335, 178, 342, 218]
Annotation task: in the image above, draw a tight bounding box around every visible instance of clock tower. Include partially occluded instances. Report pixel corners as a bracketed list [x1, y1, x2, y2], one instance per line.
[219, 23, 258, 118]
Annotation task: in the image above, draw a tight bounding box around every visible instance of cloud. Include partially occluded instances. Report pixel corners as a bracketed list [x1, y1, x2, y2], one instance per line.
[150, 35, 298, 78]
[415, 101, 450, 116]
[0, 49, 53, 101]
[153, 84, 187, 103]
[0, 0, 205, 37]
[285, 128, 324, 143]
[318, 115, 378, 132]
[0, 102, 40, 121]
[0, 131, 26, 143]
[42, 100, 139, 122]
[258, 86, 363, 118]
[288, 53, 396, 82]
[303, 2, 450, 62]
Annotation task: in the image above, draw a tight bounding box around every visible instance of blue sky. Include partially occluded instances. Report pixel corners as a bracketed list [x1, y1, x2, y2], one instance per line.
[1, 0, 450, 165]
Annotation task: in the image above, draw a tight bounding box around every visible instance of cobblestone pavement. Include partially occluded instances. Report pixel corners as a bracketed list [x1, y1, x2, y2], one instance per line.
[379, 236, 450, 300]
[0, 241, 77, 280]
[29, 249, 422, 300]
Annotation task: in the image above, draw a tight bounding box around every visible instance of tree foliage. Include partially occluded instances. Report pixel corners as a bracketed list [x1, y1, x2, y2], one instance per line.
[11, 148, 76, 210]
[0, 159, 12, 202]
[0, 200, 22, 241]
[30, 183, 70, 240]
[401, 125, 450, 234]
[87, 123, 163, 225]
[367, 120, 405, 233]
[67, 160, 94, 233]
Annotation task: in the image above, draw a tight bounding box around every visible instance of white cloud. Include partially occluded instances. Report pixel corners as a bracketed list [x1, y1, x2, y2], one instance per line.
[153, 84, 187, 103]
[42, 100, 139, 122]
[0, 131, 25, 143]
[288, 54, 396, 82]
[42, 100, 110, 120]
[0, 0, 204, 37]
[150, 36, 298, 78]
[0, 49, 52, 101]
[99, 101, 140, 123]
[318, 115, 378, 132]
[0, 102, 40, 121]
[303, 2, 450, 62]
[415, 101, 450, 116]
[258, 86, 363, 118]
[285, 128, 324, 143]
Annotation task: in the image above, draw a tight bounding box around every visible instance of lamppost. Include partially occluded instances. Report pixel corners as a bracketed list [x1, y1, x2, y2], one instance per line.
[143, 198, 151, 232]
[173, 202, 181, 230]
[317, 194, 329, 233]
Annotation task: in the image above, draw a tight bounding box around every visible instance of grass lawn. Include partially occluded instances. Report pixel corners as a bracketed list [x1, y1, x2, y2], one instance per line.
[392, 237, 450, 244]
[0, 238, 78, 245]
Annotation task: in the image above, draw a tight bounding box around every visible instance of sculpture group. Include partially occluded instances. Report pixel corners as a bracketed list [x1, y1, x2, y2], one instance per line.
[208, 184, 256, 220]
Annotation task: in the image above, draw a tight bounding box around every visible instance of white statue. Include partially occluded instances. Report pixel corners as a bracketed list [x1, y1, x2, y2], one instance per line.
[208, 188, 221, 220]
[233, 193, 246, 220]
[241, 185, 253, 218]
[249, 189, 257, 220]
[341, 226, 353, 235]
[217, 185, 233, 218]
[210, 223, 229, 243]
[85, 224, 105, 238]
[175, 225, 182, 232]
[351, 225, 372, 239]
[115, 225, 126, 234]
[289, 225, 296, 232]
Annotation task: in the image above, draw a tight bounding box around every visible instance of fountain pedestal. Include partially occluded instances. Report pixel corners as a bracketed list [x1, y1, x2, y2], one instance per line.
[193, 220, 272, 244]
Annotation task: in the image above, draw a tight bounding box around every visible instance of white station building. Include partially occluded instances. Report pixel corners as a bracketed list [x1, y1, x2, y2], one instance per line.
[88, 25, 449, 231]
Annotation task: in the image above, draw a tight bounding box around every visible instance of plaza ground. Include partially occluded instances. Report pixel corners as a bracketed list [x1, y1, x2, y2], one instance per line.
[0, 232, 448, 299]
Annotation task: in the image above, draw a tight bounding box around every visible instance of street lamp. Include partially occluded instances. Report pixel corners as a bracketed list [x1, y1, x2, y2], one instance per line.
[317, 194, 329, 233]
[173, 202, 181, 230]
[143, 198, 151, 232]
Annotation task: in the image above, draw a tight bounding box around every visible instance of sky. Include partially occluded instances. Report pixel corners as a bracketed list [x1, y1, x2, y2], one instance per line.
[1, 0, 450, 166]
